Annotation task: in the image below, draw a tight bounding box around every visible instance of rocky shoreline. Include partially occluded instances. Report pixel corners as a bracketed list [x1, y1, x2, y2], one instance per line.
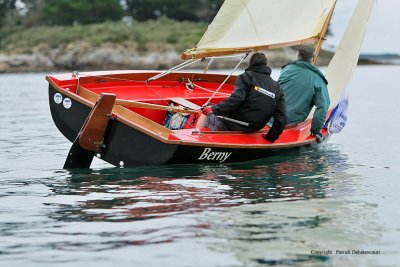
[0, 46, 334, 73]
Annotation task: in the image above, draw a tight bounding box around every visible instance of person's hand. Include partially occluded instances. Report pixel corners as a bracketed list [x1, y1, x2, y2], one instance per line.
[201, 106, 212, 115]
[262, 133, 277, 143]
[312, 132, 324, 143]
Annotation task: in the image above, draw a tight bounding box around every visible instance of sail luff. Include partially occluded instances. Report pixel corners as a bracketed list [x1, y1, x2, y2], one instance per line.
[325, 0, 375, 108]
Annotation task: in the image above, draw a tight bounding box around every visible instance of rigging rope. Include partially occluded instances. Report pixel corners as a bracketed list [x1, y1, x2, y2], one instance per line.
[73, 53, 249, 131]
[147, 58, 202, 82]
[75, 72, 200, 130]
[203, 57, 215, 73]
[203, 52, 249, 107]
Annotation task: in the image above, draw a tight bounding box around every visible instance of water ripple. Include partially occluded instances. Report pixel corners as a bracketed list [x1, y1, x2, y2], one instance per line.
[1, 70, 400, 266]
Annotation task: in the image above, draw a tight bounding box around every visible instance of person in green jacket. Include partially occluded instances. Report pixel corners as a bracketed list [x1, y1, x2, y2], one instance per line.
[278, 44, 330, 141]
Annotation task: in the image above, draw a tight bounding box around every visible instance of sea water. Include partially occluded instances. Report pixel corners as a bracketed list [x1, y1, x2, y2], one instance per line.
[0, 66, 399, 266]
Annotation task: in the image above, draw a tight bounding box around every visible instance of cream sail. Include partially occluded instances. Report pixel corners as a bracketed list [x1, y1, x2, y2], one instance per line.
[315, 0, 375, 133]
[325, 0, 375, 108]
[182, 0, 336, 59]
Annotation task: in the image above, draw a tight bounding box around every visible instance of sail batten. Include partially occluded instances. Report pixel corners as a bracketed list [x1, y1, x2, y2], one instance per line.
[182, 0, 336, 59]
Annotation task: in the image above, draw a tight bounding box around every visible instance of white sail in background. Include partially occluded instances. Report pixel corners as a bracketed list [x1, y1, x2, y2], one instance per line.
[325, 0, 375, 108]
[324, 0, 375, 133]
[182, 0, 336, 59]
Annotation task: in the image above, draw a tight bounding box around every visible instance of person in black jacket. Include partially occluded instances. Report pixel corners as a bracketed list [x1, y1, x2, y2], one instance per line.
[200, 52, 287, 142]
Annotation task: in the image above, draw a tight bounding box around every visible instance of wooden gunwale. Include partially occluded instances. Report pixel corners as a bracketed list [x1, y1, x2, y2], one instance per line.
[47, 76, 178, 143]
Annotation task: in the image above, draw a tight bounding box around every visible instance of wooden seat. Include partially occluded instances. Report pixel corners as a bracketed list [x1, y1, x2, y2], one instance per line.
[169, 97, 201, 110]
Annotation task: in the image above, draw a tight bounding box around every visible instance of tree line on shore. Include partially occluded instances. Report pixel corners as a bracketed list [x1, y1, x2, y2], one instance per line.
[1, 0, 224, 29]
[0, 0, 227, 72]
[0, 0, 336, 72]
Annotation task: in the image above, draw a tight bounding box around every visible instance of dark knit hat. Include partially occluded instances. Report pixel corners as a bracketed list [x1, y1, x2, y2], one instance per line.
[249, 52, 267, 66]
[298, 44, 316, 60]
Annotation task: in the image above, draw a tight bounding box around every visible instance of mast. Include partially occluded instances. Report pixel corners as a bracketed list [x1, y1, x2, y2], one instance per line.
[313, 0, 337, 64]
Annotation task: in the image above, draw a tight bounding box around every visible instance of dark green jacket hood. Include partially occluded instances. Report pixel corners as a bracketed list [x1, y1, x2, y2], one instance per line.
[282, 60, 328, 84]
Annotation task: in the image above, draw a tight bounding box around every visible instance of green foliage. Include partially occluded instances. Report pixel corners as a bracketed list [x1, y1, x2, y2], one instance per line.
[0, 19, 207, 53]
[1, 0, 225, 29]
[166, 32, 179, 44]
[125, 0, 224, 22]
[0, 0, 16, 28]
[0, 0, 17, 43]
[0, 0, 16, 17]
[42, 0, 124, 25]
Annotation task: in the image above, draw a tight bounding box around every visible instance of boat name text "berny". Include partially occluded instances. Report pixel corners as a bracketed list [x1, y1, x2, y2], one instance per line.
[198, 148, 232, 163]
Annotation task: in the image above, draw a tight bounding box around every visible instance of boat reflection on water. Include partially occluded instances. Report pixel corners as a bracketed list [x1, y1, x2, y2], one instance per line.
[47, 145, 351, 223]
[41, 146, 370, 266]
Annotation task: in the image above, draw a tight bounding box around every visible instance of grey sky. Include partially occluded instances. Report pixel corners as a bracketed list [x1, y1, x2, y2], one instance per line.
[325, 0, 399, 54]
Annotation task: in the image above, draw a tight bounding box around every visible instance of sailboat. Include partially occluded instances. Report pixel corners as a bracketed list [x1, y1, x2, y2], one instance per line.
[46, 0, 375, 168]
